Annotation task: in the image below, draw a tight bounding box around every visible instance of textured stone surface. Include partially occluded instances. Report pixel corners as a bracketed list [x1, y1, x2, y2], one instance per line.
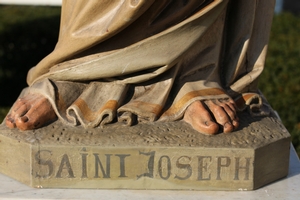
[0, 111, 291, 190]
[1, 112, 289, 148]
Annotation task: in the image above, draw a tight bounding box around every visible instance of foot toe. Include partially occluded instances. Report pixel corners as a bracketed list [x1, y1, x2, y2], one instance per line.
[205, 99, 239, 133]
[5, 115, 16, 129]
[8, 94, 57, 131]
[223, 122, 234, 133]
[15, 116, 32, 131]
[232, 119, 239, 130]
[202, 120, 219, 135]
[183, 101, 220, 135]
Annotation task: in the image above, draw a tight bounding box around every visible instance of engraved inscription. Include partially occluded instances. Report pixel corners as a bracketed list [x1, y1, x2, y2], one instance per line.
[33, 149, 252, 182]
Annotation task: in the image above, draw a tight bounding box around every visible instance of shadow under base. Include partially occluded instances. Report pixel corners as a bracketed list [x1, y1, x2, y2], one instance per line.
[0, 111, 291, 190]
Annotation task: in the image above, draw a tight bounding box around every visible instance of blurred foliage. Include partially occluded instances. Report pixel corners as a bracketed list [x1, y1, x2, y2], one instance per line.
[0, 6, 300, 155]
[259, 12, 300, 155]
[0, 5, 60, 106]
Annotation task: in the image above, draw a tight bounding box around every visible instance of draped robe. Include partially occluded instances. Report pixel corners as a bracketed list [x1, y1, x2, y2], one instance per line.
[20, 0, 275, 128]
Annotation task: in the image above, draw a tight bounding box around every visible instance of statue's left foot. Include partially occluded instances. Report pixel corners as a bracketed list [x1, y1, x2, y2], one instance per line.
[183, 99, 239, 135]
[5, 94, 57, 131]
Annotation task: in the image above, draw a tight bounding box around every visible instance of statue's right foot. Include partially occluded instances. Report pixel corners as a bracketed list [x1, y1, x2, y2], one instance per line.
[5, 94, 57, 131]
[183, 99, 239, 135]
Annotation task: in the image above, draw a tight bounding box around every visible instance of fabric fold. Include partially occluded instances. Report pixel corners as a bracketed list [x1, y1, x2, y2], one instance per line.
[67, 82, 129, 128]
[17, 0, 275, 129]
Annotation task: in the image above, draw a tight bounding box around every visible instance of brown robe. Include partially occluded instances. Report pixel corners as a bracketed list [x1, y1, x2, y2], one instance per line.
[20, 0, 275, 128]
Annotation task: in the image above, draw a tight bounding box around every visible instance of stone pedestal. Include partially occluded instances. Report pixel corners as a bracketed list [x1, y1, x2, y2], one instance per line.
[0, 111, 290, 190]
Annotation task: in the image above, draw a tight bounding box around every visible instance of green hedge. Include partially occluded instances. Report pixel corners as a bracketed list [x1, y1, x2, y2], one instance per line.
[0, 5, 61, 106]
[0, 6, 299, 155]
[260, 12, 300, 155]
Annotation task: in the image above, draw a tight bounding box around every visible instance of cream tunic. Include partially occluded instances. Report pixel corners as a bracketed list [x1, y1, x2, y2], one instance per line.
[20, 0, 275, 127]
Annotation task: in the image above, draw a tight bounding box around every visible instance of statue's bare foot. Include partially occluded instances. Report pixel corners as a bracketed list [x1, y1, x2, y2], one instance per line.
[5, 94, 57, 131]
[183, 99, 239, 135]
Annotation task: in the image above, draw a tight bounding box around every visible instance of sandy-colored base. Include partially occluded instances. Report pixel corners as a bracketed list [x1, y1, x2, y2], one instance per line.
[0, 111, 290, 190]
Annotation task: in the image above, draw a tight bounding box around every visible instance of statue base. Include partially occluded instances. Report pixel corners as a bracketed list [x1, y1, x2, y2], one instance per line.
[0, 111, 290, 190]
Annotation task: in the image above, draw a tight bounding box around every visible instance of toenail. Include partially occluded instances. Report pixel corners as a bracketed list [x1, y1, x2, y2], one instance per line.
[224, 122, 231, 128]
[232, 120, 238, 126]
[7, 117, 14, 123]
[20, 116, 29, 122]
[205, 121, 214, 126]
